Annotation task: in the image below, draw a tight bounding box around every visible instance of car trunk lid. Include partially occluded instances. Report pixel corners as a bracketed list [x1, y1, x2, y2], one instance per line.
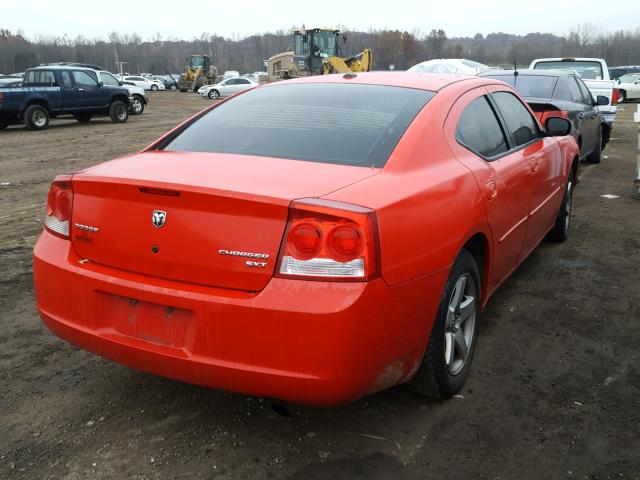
[70, 151, 378, 291]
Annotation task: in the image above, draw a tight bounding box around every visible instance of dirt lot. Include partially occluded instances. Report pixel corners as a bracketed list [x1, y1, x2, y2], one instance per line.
[1, 92, 639, 479]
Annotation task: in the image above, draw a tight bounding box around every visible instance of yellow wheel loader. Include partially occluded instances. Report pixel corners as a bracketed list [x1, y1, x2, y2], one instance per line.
[266, 28, 372, 82]
[178, 55, 219, 92]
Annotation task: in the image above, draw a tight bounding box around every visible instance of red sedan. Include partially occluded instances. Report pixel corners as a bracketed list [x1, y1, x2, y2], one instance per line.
[33, 73, 579, 406]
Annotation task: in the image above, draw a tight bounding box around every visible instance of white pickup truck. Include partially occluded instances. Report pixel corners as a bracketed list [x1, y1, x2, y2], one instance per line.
[529, 57, 617, 147]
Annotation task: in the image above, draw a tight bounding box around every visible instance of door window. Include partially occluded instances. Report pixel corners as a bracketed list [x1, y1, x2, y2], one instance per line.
[568, 77, 583, 103]
[72, 71, 98, 87]
[456, 96, 509, 158]
[492, 92, 540, 147]
[552, 78, 572, 101]
[60, 71, 73, 88]
[575, 78, 593, 105]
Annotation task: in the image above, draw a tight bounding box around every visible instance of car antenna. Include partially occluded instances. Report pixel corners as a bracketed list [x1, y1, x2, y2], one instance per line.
[513, 59, 518, 86]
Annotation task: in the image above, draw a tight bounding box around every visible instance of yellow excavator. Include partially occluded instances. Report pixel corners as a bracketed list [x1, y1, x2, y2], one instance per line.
[178, 55, 219, 92]
[267, 28, 372, 81]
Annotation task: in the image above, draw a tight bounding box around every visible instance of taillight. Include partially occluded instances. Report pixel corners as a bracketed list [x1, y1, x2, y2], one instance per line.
[276, 198, 380, 281]
[44, 175, 73, 238]
[611, 88, 619, 105]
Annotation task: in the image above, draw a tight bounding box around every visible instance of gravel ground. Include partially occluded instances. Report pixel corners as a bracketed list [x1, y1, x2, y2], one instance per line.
[1, 92, 639, 479]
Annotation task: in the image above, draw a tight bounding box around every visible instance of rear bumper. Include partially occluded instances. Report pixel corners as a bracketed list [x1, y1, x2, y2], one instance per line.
[33, 231, 447, 406]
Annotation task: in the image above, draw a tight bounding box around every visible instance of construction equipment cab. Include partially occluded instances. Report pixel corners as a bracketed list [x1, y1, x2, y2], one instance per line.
[267, 28, 372, 81]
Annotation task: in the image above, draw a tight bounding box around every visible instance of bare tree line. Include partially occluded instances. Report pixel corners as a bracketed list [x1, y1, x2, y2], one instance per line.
[1, 24, 639, 75]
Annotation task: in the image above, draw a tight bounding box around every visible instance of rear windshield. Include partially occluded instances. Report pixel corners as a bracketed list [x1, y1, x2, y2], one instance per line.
[163, 83, 434, 168]
[533, 61, 604, 80]
[484, 74, 558, 99]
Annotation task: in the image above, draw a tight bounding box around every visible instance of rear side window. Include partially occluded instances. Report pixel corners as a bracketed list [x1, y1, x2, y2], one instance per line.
[456, 96, 508, 158]
[163, 83, 434, 168]
[491, 92, 539, 147]
[24, 70, 57, 86]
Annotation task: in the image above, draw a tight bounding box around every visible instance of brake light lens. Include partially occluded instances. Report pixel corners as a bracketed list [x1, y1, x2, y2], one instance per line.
[611, 88, 620, 105]
[276, 198, 380, 281]
[44, 175, 73, 238]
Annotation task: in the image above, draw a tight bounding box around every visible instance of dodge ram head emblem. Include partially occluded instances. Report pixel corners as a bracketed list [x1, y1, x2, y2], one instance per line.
[152, 210, 167, 228]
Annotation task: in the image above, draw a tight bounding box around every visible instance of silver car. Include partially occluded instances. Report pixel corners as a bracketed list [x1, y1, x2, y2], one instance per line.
[197, 77, 257, 99]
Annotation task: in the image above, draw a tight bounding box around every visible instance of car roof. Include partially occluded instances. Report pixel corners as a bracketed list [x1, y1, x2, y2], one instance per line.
[479, 69, 573, 78]
[269, 71, 486, 92]
[532, 57, 605, 62]
[30, 65, 96, 72]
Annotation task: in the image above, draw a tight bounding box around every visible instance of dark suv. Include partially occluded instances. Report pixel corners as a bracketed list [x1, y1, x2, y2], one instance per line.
[0, 66, 131, 130]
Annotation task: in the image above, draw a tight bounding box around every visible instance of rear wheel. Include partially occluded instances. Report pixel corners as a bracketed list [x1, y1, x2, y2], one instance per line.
[586, 126, 602, 164]
[406, 249, 480, 399]
[170, 84, 177, 91]
[24, 104, 50, 130]
[548, 168, 574, 242]
[0, 123, 8, 130]
[109, 100, 129, 123]
[74, 113, 92, 123]
[619, 90, 626, 102]
[150, 84, 158, 91]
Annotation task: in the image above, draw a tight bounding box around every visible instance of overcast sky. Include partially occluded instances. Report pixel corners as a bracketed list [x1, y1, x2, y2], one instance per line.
[3, 0, 639, 41]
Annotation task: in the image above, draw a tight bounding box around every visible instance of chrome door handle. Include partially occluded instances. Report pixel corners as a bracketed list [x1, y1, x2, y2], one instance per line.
[78, 88, 85, 91]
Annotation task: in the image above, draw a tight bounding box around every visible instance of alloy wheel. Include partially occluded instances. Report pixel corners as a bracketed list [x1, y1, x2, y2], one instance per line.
[444, 273, 477, 375]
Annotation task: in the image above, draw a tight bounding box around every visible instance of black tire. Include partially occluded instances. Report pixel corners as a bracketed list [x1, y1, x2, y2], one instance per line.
[74, 113, 92, 123]
[130, 95, 145, 115]
[109, 100, 129, 123]
[406, 249, 481, 399]
[586, 126, 602, 164]
[0, 123, 8, 130]
[150, 84, 158, 91]
[170, 84, 177, 91]
[24, 104, 50, 130]
[548, 168, 574, 242]
[208, 89, 220, 99]
[619, 90, 626, 102]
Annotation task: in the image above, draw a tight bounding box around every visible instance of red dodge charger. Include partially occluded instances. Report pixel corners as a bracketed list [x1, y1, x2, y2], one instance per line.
[33, 73, 579, 406]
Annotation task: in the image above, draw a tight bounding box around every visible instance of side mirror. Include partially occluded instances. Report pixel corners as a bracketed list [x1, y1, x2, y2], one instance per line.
[545, 117, 572, 136]
[596, 95, 609, 106]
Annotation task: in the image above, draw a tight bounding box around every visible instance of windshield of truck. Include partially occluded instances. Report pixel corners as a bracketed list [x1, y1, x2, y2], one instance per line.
[533, 61, 604, 80]
[163, 83, 434, 168]
[100, 72, 120, 86]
